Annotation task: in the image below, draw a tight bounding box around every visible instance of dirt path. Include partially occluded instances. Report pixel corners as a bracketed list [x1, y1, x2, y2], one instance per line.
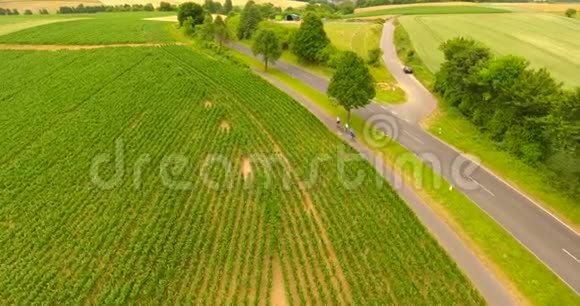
[0, 43, 184, 51]
[270, 255, 287, 306]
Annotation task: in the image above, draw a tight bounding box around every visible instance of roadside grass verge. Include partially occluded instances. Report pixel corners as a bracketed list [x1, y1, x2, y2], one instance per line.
[394, 18, 580, 227]
[229, 48, 579, 305]
[346, 6, 510, 19]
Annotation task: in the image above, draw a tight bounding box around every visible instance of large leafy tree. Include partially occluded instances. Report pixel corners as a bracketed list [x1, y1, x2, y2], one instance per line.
[434, 37, 491, 108]
[178, 2, 205, 26]
[203, 0, 222, 14]
[292, 13, 329, 63]
[327, 51, 375, 124]
[213, 15, 231, 45]
[252, 28, 282, 71]
[224, 0, 233, 14]
[238, 1, 262, 39]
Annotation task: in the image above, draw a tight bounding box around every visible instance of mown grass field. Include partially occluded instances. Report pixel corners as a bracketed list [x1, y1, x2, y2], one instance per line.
[398, 13, 580, 86]
[0, 12, 176, 44]
[325, 22, 377, 60]
[347, 5, 509, 18]
[0, 22, 483, 302]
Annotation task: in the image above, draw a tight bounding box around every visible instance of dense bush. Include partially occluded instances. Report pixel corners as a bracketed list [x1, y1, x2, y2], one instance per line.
[158, 1, 175, 11]
[238, 0, 263, 39]
[292, 13, 330, 63]
[565, 8, 577, 18]
[39, 8, 49, 15]
[0, 8, 19, 15]
[178, 2, 205, 26]
[434, 37, 580, 195]
[257, 21, 297, 50]
[367, 47, 383, 67]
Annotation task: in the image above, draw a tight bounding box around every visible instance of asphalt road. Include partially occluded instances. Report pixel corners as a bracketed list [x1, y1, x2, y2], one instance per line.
[231, 19, 580, 296]
[250, 66, 515, 305]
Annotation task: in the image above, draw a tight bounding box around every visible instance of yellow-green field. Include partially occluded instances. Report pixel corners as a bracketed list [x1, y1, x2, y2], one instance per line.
[399, 13, 580, 86]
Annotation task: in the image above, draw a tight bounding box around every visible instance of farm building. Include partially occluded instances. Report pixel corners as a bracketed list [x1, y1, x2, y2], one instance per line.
[274, 13, 300, 21]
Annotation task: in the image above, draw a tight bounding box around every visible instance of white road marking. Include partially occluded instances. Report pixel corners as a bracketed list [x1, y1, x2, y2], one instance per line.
[391, 110, 398, 116]
[381, 105, 389, 111]
[472, 179, 495, 197]
[563, 248, 580, 263]
[403, 130, 424, 144]
[427, 132, 580, 237]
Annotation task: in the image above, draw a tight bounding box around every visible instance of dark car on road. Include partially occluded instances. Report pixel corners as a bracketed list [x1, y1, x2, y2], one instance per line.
[403, 66, 413, 74]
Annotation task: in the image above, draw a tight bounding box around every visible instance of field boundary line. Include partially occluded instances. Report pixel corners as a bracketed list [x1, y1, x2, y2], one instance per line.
[0, 43, 185, 51]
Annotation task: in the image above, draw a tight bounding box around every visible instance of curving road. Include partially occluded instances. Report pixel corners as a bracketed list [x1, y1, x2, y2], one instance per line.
[230, 18, 580, 299]
[379, 20, 580, 295]
[243, 56, 516, 306]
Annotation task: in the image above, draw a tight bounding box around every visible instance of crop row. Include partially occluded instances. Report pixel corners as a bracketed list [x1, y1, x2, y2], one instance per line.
[0, 46, 483, 304]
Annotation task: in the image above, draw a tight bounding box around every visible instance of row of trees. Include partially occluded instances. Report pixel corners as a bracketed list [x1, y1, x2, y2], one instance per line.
[0, 8, 46, 15]
[434, 37, 579, 194]
[57, 3, 156, 14]
[247, 11, 375, 124]
[237, 2, 333, 63]
[177, 1, 376, 126]
[179, 3, 231, 44]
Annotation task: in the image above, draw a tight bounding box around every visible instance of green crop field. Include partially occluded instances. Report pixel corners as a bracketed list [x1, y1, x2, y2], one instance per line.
[347, 5, 509, 18]
[399, 13, 580, 86]
[0, 13, 175, 44]
[0, 44, 482, 303]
